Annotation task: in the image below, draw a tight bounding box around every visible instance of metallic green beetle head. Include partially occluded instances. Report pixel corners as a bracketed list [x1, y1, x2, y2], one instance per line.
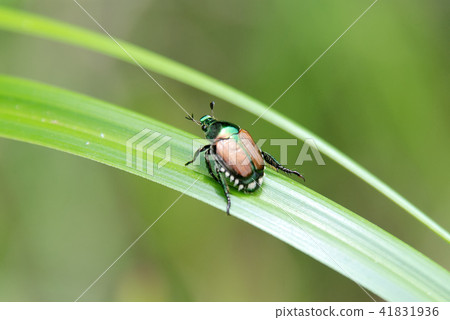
[197, 101, 217, 132]
[199, 114, 216, 132]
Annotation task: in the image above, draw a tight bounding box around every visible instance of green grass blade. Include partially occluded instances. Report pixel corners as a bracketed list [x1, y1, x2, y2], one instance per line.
[0, 6, 447, 242]
[1, 75, 449, 301]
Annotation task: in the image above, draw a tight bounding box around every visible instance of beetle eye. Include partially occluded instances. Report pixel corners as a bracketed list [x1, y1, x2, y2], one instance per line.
[201, 125, 207, 131]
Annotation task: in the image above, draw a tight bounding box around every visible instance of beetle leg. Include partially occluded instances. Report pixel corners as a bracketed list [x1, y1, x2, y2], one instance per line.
[261, 151, 305, 181]
[216, 168, 231, 215]
[204, 149, 220, 183]
[205, 150, 230, 214]
[185, 144, 211, 166]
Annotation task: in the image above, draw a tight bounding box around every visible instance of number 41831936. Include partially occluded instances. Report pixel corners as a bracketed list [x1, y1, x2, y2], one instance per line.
[379, 306, 439, 317]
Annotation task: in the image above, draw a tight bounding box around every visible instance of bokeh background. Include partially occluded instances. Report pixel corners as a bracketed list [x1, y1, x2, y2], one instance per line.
[0, 0, 449, 301]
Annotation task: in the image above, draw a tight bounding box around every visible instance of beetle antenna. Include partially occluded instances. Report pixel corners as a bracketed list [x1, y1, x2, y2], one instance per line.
[210, 101, 215, 118]
[185, 113, 200, 125]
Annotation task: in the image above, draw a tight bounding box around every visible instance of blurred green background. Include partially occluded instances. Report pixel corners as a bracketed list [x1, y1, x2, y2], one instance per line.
[0, 0, 449, 301]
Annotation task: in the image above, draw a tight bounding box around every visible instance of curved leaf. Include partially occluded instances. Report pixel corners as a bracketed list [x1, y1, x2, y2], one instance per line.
[0, 75, 449, 301]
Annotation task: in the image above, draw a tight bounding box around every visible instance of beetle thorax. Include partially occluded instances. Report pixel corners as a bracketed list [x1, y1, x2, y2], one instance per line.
[202, 120, 240, 141]
[216, 126, 239, 139]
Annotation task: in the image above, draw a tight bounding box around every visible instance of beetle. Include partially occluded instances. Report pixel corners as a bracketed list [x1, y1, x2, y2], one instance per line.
[186, 102, 304, 214]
